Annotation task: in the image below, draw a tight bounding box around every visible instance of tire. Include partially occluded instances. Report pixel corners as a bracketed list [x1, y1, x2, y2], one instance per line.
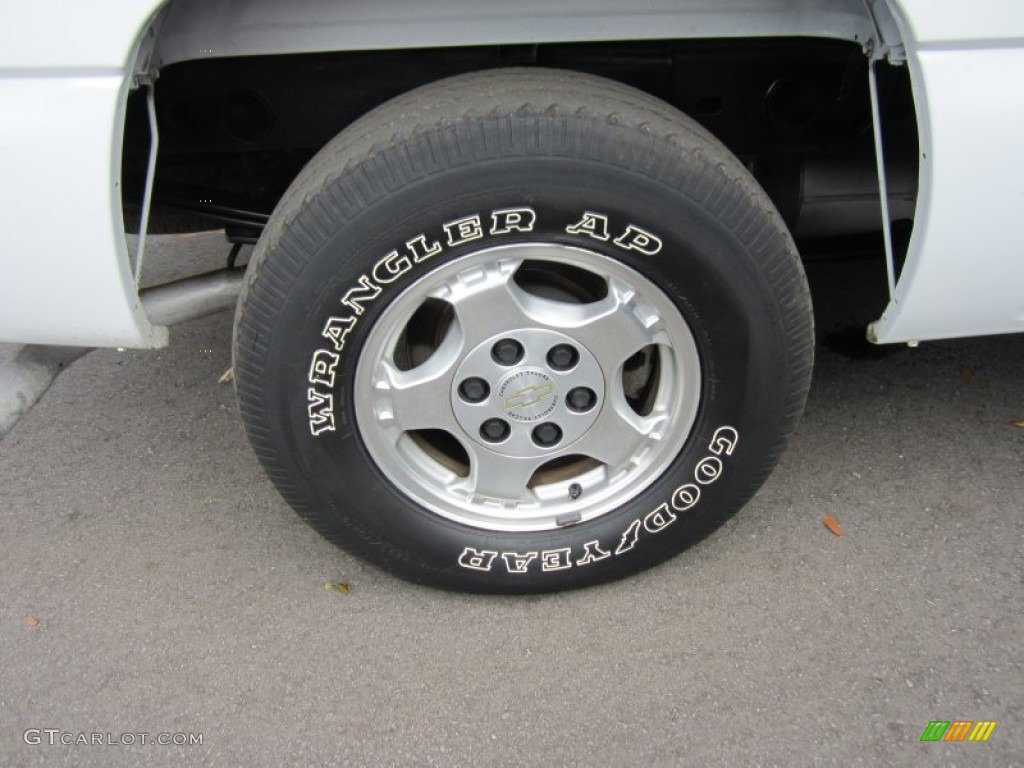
[233, 68, 813, 593]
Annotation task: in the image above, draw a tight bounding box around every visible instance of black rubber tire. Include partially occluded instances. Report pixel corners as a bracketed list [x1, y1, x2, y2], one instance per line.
[233, 68, 813, 593]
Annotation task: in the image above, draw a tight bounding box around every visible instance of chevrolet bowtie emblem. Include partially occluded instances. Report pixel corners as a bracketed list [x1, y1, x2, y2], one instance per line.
[505, 382, 555, 410]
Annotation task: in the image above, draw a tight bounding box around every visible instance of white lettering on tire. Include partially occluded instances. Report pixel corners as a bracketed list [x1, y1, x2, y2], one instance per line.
[308, 349, 340, 389]
[321, 315, 357, 353]
[457, 425, 740, 574]
[566, 213, 662, 255]
[307, 389, 336, 436]
[642, 503, 677, 533]
[406, 234, 443, 263]
[490, 207, 537, 235]
[614, 519, 643, 555]
[458, 548, 499, 571]
[576, 540, 612, 566]
[501, 552, 539, 574]
[371, 250, 413, 285]
[566, 211, 611, 241]
[613, 224, 663, 255]
[305, 208, 671, 438]
[443, 214, 484, 246]
[540, 548, 573, 571]
[671, 483, 701, 512]
[340, 276, 382, 315]
[695, 456, 723, 485]
[709, 426, 739, 456]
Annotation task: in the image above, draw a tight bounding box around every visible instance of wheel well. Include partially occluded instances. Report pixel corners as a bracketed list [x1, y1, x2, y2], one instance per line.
[123, 37, 917, 251]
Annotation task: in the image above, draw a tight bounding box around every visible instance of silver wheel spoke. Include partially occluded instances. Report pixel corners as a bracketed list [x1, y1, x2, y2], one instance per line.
[572, 397, 668, 471]
[455, 446, 542, 504]
[439, 259, 533, 345]
[551, 279, 666, 368]
[370, 329, 462, 435]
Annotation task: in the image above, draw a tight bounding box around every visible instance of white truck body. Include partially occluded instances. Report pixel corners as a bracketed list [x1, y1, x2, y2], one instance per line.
[0, 0, 1021, 347]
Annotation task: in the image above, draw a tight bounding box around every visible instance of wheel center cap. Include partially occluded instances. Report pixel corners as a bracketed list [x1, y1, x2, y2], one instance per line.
[450, 328, 606, 458]
[498, 369, 559, 423]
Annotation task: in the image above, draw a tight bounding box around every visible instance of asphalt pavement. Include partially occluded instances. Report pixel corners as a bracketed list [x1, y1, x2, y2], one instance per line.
[0, 233, 1021, 766]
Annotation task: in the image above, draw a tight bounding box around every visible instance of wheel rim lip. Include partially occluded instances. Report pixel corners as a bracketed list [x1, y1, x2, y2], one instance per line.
[354, 242, 702, 533]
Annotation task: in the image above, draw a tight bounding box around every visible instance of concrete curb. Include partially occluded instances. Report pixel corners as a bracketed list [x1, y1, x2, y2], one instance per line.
[0, 344, 90, 438]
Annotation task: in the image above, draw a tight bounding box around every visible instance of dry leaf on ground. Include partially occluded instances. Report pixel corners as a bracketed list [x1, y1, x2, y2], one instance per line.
[218, 368, 234, 384]
[1010, 419, 1024, 428]
[323, 581, 351, 594]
